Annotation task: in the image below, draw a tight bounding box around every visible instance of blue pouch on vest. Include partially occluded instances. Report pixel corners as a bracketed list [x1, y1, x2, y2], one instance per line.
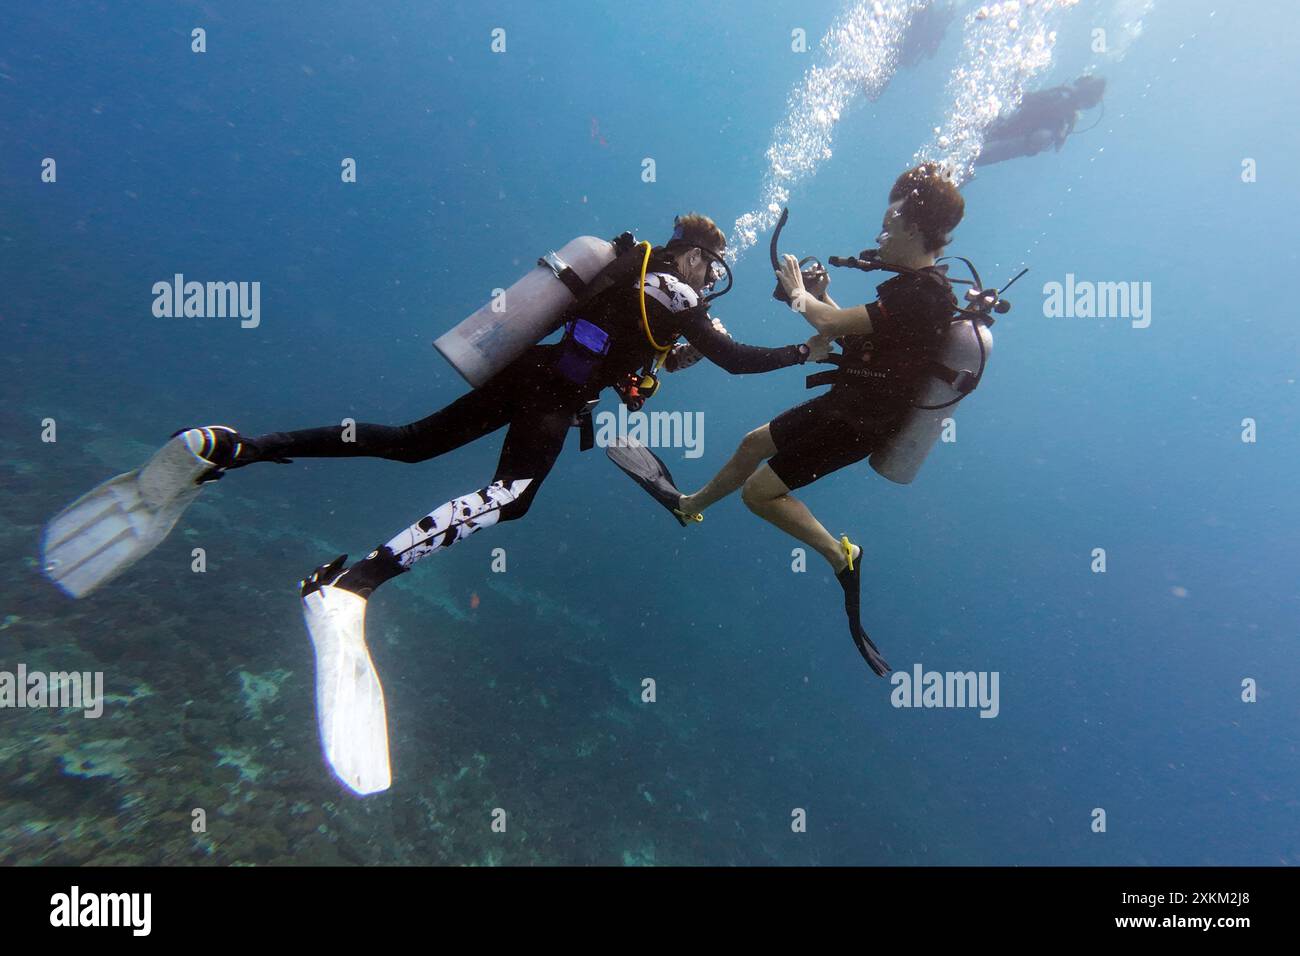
[555, 318, 610, 385]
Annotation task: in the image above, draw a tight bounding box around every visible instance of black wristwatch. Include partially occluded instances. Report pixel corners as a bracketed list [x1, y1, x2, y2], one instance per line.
[796, 343, 811, 363]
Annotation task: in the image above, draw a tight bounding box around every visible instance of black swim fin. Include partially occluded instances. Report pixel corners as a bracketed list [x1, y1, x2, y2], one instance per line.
[836, 536, 891, 677]
[605, 439, 701, 528]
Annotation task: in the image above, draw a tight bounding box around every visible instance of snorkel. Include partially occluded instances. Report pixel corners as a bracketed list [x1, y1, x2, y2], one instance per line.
[769, 207, 829, 303]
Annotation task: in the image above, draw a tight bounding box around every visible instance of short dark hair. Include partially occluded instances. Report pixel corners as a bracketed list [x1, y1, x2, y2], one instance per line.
[889, 163, 965, 253]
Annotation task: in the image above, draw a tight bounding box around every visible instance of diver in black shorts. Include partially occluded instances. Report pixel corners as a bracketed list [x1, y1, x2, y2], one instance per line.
[609, 165, 969, 677]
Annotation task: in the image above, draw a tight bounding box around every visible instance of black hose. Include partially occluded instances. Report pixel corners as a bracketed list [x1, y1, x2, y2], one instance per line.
[769, 207, 790, 272]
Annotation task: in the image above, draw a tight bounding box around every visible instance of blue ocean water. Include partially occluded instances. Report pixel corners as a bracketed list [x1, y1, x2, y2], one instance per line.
[0, 0, 1295, 865]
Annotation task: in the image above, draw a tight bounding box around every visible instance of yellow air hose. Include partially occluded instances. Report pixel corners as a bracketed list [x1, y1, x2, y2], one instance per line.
[637, 241, 672, 374]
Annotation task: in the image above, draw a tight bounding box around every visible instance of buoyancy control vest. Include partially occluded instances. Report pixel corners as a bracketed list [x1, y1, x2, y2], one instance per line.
[816, 250, 1026, 483]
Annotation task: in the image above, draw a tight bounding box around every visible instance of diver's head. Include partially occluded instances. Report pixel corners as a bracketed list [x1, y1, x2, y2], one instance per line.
[665, 212, 727, 293]
[1071, 74, 1106, 109]
[876, 163, 965, 268]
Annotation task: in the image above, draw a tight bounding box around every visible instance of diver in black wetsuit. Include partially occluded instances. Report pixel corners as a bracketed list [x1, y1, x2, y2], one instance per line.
[975, 74, 1107, 167]
[42, 214, 825, 793]
[898, 0, 956, 70]
[212, 213, 821, 598]
[863, 0, 956, 103]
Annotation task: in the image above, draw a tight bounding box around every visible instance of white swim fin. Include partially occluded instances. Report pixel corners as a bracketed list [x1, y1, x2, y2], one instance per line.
[42, 427, 235, 598]
[301, 555, 392, 796]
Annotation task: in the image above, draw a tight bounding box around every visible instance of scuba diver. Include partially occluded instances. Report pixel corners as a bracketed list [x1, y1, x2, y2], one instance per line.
[40, 213, 825, 795]
[974, 74, 1107, 168]
[864, 0, 956, 103]
[608, 165, 1010, 679]
[898, 0, 956, 70]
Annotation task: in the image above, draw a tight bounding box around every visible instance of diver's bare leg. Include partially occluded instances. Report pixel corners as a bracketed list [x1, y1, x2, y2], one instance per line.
[739, 464, 847, 571]
[679, 425, 777, 514]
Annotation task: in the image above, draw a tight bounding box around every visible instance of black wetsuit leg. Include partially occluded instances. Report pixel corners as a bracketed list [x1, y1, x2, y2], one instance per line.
[489, 397, 578, 520]
[248, 374, 518, 464]
[317, 350, 589, 596]
[332, 399, 579, 596]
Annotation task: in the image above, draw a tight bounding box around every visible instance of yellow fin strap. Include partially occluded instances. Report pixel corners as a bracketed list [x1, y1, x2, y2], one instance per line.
[840, 535, 856, 572]
[675, 510, 705, 523]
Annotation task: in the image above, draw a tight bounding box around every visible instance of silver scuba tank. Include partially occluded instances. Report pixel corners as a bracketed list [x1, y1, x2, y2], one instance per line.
[869, 317, 993, 485]
[434, 235, 618, 388]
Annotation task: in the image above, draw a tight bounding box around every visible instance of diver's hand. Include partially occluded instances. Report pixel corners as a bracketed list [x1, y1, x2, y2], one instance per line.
[776, 253, 806, 306]
[805, 334, 831, 362]
[710, 316, 729, 336]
